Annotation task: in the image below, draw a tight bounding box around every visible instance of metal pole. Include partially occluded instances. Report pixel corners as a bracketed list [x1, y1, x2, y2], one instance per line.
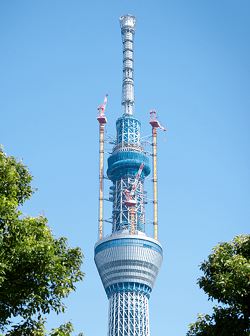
[152, 127, 158, 240]
[97, 95, 108, 240]
[98, 123, 105, 240]
[129, 207, 136, 235]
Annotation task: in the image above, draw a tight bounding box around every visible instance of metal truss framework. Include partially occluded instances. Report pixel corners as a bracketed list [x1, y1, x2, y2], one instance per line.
[116, 117, 141, 149]
[112, 177, 145, 232]
[108, 291, 150, 336]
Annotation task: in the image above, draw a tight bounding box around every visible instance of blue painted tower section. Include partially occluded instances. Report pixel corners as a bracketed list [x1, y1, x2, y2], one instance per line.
[107, 115, 150, 232]
[95, 15, 163, 336]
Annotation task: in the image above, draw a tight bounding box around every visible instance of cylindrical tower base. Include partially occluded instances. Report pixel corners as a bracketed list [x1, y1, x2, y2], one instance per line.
[108, 291, 150, 336]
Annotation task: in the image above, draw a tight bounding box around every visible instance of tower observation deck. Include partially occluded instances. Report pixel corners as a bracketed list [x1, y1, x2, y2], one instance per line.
[95, 15, 163, 336]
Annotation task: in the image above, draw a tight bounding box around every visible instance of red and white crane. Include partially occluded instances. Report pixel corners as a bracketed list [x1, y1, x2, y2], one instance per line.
[97, 94, 108, 124]
[124, 163, 144, 234]
[124, 163, 144, 207]
[149, 110, 166, 131]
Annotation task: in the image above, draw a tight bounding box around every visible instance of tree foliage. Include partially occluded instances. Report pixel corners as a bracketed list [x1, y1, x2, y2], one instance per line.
[0, 149, 84, 335]
[187, 235, 250, 336]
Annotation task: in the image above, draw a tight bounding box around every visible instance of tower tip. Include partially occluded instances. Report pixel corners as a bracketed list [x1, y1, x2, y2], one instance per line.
[119, 15, 136, 29]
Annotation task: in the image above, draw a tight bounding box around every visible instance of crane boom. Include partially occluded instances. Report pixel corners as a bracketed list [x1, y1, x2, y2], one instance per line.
[124, 163, 144, 234]
[97, 94, 108, 125]
[130, 163, 144, 196]
[124, 163, 144, 205]
[149, 110, 166, 131]
[98, 94, 108, 115]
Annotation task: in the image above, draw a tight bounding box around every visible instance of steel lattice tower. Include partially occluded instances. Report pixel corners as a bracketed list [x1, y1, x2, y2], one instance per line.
[95, 15, 163, 336]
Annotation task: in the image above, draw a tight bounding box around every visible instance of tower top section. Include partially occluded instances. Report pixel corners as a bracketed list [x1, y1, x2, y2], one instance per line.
[120, 15, 136, 116]
[120, 15, 136, 31]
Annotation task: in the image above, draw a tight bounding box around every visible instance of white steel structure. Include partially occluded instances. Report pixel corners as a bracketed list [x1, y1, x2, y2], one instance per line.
[120, 15, 136, 116]
[108, 291, 150, 336]
[95, 14, 163, 336]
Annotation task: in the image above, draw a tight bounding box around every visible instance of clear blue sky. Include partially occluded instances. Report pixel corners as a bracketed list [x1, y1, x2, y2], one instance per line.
[1, 1, 249, 335]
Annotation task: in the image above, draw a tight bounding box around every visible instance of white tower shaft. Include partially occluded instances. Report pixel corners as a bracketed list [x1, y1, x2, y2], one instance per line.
[108, 291, 150, 336]
[120, 15, 136, 115]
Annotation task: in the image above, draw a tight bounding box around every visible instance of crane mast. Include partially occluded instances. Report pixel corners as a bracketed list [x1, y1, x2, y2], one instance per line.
[149, 110, 166, 240]
[97, 95, 108, 240]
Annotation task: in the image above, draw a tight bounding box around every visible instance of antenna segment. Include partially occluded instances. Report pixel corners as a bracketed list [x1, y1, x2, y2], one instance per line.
[120, 15, 136, 115]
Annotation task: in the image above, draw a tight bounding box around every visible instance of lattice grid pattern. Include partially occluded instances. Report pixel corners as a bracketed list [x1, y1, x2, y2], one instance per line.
[112, 177, 145, 232]
[108, 291, 150, 336]
[116, 118, 140, 147]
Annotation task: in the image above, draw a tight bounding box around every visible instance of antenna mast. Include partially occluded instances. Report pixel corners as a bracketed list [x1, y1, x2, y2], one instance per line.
[120, 15, 136, 115]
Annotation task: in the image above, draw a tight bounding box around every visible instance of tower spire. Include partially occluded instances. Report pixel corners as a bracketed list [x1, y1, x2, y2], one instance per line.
[120, 15, 136, 115]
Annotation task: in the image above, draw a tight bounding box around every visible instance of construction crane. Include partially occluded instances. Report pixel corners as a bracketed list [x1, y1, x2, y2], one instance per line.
[149, 110, 166, 131]
[149, 110, 166, 240]
[97, 94, 108, 240]
[97, 94, 108, 124]
[124, 163, 144, 234]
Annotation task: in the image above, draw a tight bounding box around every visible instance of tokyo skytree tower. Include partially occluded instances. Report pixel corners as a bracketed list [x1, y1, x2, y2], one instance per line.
[95, 14, 164, 336]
